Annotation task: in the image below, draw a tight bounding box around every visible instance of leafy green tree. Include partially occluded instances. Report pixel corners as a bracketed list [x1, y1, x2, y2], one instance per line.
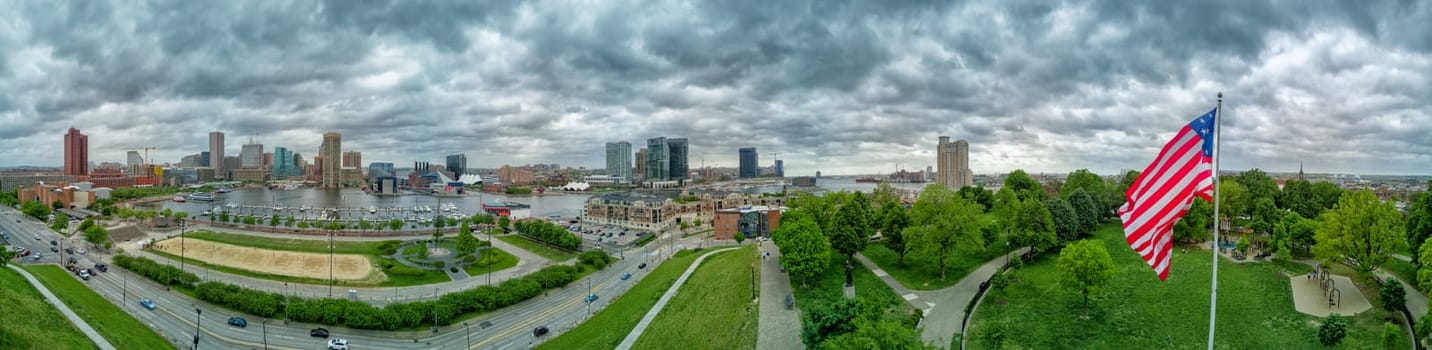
[1250, 197, 1280, 235]
[1381, 322, 1401, 349]
[1008, 197, 1057, 254]
[1312, 190, 1406, 274]
[1067, 189, 1102, 233]
[0, 190, 17, 206]
[269, 214, 280, 226]
[1279, 179, 1320, 218]
[1045, 197, 1081, 244]
[772, 212, 831, 287]
[877, 202, 911, 264]
[1061, 169, 1105, 200]
[21, 200, 50, 220]
[801, 297, 861, 345]
[1235, 169, 1280, 210]
[1274, 212, 1317, 256]
[818, 318, 933, 350]
[390, 219, 404, 231]
[51, 210, 68, 233]
[52, 200, 64, 210]
[956, 186, 994, 212]
[1173, 198, 1213, 243]
[870, 182, 902, 208]
[734, 232, 745, 244]
[1217, 181, 1248, 223]
[1407, 186, 1432, 263]
[1311, 181, 1345, 215]
[1003, 170, 1044, 201]
[1380, 279, 1407, 312]
[285, 216, 296, 227]
[1417, 238, 1432, 293]
[906, 184, 987, 280]
[1318, 314, 1347, 346]
[83, 225, 109, 246]
[829, 192, 874, 259]
[0, 247, 11, 267]
[992, 187, 1021, 237]
[456, 223, 479, 256]
[498, 216, 510, 231]
[1059, 239, 1116, 312]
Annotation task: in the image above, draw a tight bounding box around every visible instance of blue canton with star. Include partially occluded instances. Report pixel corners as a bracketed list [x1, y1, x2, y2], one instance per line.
[1188, 108, 1217, 157]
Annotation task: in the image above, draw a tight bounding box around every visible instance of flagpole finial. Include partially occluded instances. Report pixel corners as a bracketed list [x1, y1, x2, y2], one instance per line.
[1217, 92, 1222, 100]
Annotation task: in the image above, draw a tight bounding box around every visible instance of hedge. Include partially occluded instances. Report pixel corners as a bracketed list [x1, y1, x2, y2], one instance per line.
[117, 253, 607, 330]
[513, 220, 581, 250]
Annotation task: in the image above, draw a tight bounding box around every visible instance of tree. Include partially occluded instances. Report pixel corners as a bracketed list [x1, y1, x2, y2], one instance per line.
[1318, 314, 1347, 346]
[1380, 279, 1407, 312]
[829, 192, 874, 259]
[1275, 212, 1317, 256]
[0, 248, 11, 267]
[1067, 189, 1102, 234]
[1310, 181, 1344, 215]
[1008, 197, 1057, 254]
[801, 297, 861, 345]
[734, 232, 746, 244]
[1217, 181, 1248, 223]
[818, 318, 933, 350]
[51, 210, 68, 233]
[906, 184, 987, 280]
[1061, 169, 1105, 200]
[498, 216, 510, 231]
[1279, 179, 1320, 219]
[870, 182, 902, 208]
[1250, 197, 1280, 235]
[456, 223, 479, 256]
[52, 200, 64, 210]
[1407, 186, 1432, 263]
[877, 202, 911, 264]
[1418, 238, 1432, 293]
[1059, 239, 1116, 312]
[269, 214, 280, 227]
[1312, 190, 1406, 274]
[21, 200, 50, 220]
[772, 212, 831, 287]
[1045, 198, 1080, 244]
[1173, 198, 1213, 244]
[1003, 170, 1043, 201]
[1235, 169, 1280, 212]
[956, 186, 994, 212]
[83, 225, 109, 246]
[389, 219, 403, 231]
[285, 216, 296, 227]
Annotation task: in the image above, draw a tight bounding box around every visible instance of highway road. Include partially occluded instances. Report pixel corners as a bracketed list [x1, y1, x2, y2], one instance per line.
[1, 206, 708, 349]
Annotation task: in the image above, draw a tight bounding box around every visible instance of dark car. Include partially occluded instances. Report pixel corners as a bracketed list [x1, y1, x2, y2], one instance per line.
[533, 326, 550, 337]
[227, 317, 247, 328]
[585, 294, 599, 303]
[94, 263, 107, 272]
[786, 294, 795, 310]
[50, 247, 58, 253]
[50, 240, 56, 246]
[310, 328, 330, 338]
[638, 263, 647, 269]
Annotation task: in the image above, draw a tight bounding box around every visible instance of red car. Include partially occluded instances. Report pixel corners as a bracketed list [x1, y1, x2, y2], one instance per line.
[18, 249, 30, 257]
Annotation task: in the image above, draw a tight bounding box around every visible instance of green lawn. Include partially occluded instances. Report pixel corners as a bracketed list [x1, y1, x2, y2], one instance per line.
[498, 234, 577, 261]
[538, 249, 706, 350]
[22, 265, 176, 350]
[0, 266, 97, 350]
[461, 247, 520, 276]
[966, 223, 1409, 349]
[633, 246, 758, 350]
[147, 232, 451, 287]
[861, 235, 1010, 290]
[1380, 258, 1418, 287]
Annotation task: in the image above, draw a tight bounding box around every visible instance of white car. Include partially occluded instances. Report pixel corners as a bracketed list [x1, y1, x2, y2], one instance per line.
[327, 338, 349, 350]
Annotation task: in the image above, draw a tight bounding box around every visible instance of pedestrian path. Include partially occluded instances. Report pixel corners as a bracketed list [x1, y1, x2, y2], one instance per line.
[616, 247, 739, 350]
[8, 265, 118, 350]
[854, 247, 1028, 347]
[1375, 270, 1429, 320]
[757, 243, 805, 350]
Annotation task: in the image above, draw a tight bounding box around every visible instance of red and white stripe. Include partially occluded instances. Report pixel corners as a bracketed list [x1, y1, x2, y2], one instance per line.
[1118, 125, 1213, 281]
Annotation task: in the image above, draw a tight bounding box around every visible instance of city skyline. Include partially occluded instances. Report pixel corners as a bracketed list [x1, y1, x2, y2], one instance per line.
[0, 2, 1430, 176]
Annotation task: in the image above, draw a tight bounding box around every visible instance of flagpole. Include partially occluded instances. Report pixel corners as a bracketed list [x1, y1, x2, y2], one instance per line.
[1208, 92, 1223, 350]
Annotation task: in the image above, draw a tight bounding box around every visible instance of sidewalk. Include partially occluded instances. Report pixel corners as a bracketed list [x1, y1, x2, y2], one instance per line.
[8, 265, 118, 350]
[616, 247, 740, 350]
[757, 243, 805, 350]
[854, 247, 1028, 347]
[1375, 270, 1429, 320]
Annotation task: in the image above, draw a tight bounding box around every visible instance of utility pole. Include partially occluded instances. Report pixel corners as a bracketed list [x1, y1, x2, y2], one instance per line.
[193, 307, 202, 350]
[261, 319, 269, 350]
[180, 217, 186, 272]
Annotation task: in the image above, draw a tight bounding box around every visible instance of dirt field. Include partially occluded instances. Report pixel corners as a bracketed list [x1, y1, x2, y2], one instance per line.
[152, 237, 374, 281]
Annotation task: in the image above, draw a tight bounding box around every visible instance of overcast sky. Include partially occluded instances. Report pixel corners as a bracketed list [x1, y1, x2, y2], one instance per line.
[1, 1, 1429, 176]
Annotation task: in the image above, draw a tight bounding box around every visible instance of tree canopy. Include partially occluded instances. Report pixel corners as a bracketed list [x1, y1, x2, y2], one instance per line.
[1406, 185, 1432, 261]
[773, 212, 832, 287]
[1067, 189, 1104, 233]
[1059, 239, 1116, 312]
[1008, 196, 1057, 253]
[1061, 169, 1105, 199]
[956, 186, 995, 212]
[830, 192, 875, 258]
[906, 184, 987, 280]
[1217, 181, 1248, 222]
[1312, 190, 1406, 274]
[1003, 170, 1044, 201]
[1173, 198, 1213, 244]
[1235, 169, 1280, 209]
[1045, 197, 1081, 244]
[876, 201, 912, 264]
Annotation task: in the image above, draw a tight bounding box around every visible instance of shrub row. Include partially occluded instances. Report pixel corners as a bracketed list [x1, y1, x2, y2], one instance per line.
[513, 220, 581, 250]
[113, 255, 199, 288]
[119, 254, 603, 330]
[578, 250, 616, 269]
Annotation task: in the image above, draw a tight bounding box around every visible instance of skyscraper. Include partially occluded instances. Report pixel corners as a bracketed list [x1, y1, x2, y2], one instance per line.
[645, 137, 689, 182]
[775, 160, 784, 178]
[634, 148, 648, 180]
[272, 147, 301, 179]
[739, 147, 759, 178]
[936, 136, 973, 189]
[240, 138, 264, 169]
[605, 141, 632, 183]
[342, 151, 362, 169]
[446, 154, 467, 179]
[127, 151, 144, 176]
[210, 132, 225, 178]
[64, 127, 88, 176]
[321, 132, 341, 189]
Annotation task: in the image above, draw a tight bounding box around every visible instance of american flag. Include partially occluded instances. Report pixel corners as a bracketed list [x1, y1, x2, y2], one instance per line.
[1119, 108, 1217, 281]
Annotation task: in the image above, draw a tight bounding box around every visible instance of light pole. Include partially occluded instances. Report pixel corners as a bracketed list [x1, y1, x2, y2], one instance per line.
[586, 277, 592, 316]
[261, 319, 269, 350]
[328, 220, 335, 298]
[180, 218, 187, 272]
[464, 321, 471, 349]
[1006, 241, 1011, 266]
[192, 307, 202, 350]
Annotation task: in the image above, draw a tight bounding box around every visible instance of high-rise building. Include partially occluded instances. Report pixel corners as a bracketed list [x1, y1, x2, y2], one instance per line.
[775, 159, 784, 177]
[210, 132, 225, 178]
[936, 136, 973, 189]
[264, 152, 274, 168]
[446, 154, 467, 179]
[223, 156, 241, 178]
[240, 138, 264, 169]
[321, 132, 342, 189]
[272, 147, 302, 179]
[646, 138, 670, 181]
[605, 141, 632, 183]
[64, 127, 89, 176]
[126, 151, 144, 175]
[342, 151, 362, 169]
[634, 148, 648, 180]
[668, 138, 688, 180]
[739, 147, 759, 178]
[201, 151, 210, 167]
[369, 162, 396, 178]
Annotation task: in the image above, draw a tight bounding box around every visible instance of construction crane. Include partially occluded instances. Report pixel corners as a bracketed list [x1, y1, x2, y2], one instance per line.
[769, 152, 780, 176]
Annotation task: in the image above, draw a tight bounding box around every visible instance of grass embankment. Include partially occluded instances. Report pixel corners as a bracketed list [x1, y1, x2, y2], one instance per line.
[499, 234, 577, 261]
[22, 265, 176, 350]
[0, 267, 96, 350]
[861, 235, 1009, 290]
[150, 230, 449, 286]
[1380, 258, 1418, 287]
[462, 247, 519, 276]
[538, 249, 705, 350]
[633, 245, 758, 350]
[967, 224, 1409, 349]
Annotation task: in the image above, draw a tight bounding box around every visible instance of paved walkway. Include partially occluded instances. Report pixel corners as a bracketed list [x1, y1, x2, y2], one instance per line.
[854, 247, 1028, 347]
[8, 265, 118, 350]
[1376, 270, 1430, 320]
[616, 247, 740, 350]
[757, 243, 805, 350]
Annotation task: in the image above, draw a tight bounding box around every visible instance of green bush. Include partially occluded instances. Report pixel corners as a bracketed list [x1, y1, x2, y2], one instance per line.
[1381, 322, 1401, 349]
[1318, 314, 1347, 346]
[990, 272, 1010, 293]
[513, 220, 582, 250]
[635, 234, 657, 247]
[385, 265, 427, 277]
[1380, 280, 1407, 312]
[462, 255, 477, 264]
[578, 250, 616, 269]
[449, 267, 458, 273]
[377, 241, 401, 255]
[435, 261, 446, 268]
[113, 254, 199, 288]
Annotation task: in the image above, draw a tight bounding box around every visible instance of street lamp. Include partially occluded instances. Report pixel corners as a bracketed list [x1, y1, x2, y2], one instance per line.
[261, 319, 269, 350]
[464, 321, 471, 349]
[1006, 241, 1011, 266]
[193, 307, 202, 350]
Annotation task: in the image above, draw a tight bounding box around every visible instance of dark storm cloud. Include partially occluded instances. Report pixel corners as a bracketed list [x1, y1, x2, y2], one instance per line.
[1, 0, 1429, 176]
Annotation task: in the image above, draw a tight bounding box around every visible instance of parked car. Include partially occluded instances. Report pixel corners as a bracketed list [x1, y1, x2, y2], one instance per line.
[50, 240, 56, 246]
[50, 247, 58, 253]
[638, 263, 647, 269]
[310, 328, 330, 338]
[326, 338, 349, 350]
[139, 298, 156, 310]
[620, 272, 632, 280]
[227, 317, 247, 328]
[64, 248, 73, 254]
[75, 248, 85, 254]
[532, 326, 550, 337]
[32, 253, 42, 260]
[585, 294, 599, 303]
[79, 271, 90, 281]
